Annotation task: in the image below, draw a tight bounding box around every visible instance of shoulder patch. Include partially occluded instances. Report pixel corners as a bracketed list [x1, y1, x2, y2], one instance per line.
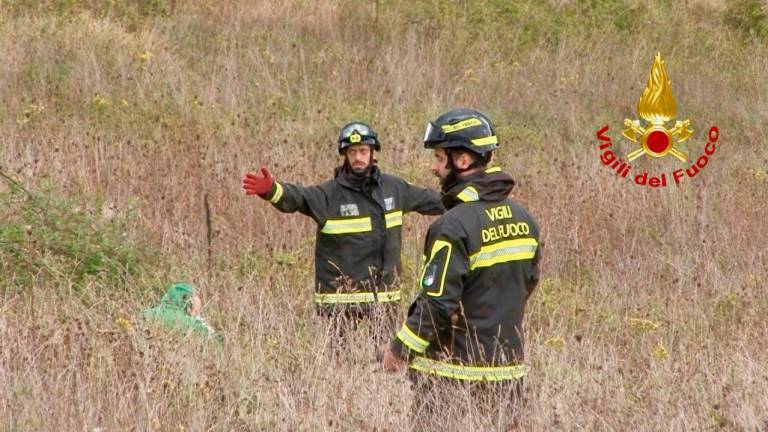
[421, 240, 452, 297]
[456, 186, 479, 203]
[384, 197, 395, 211]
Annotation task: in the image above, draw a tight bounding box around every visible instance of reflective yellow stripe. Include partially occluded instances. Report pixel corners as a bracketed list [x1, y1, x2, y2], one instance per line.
[320, 217, 372, 234]
[313, 290, 401, 304]
[385, 211, 403, 229]
[269, 182, 284, 204]
[409, 357, 527, 381]
[484, 166, 501, 173]
[469, 238, 538, 270]
[396, 323, 429, 353]
[422, 240, 452, 297]
[441, 118, 481, 133]
[471, 135, 498, 146]
[456, 186, 479, 202]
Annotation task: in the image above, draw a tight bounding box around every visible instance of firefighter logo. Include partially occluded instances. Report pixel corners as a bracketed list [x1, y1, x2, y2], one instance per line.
[622, 53, 693, 162]
[422, 263, 437, 287]
[595, 52, 720, 188]
[421, 242, 450, 294]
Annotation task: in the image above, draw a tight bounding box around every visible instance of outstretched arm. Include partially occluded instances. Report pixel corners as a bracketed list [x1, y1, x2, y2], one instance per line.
[243, 167, 328, 221]
[402, 181, 444, 215]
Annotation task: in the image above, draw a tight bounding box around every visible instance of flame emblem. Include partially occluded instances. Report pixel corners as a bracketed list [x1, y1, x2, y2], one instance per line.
[622, 53, 693, 161]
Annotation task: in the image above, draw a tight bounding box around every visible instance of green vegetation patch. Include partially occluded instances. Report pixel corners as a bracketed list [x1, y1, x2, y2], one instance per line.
[0, 171, 153, 294]
[1, 0, 172, 30]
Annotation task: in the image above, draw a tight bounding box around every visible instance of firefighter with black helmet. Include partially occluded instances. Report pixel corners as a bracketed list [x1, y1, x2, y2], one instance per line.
[242, 121, 443, 336]
[379, 109, 542, 429]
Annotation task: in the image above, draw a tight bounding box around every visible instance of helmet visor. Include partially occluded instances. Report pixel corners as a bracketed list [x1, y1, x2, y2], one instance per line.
[423, 121, 445, 145]
[340, 123, 373, 143]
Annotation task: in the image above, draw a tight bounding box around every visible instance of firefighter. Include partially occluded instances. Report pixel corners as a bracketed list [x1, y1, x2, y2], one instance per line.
[242, 122, 443, 338]
[379, 109, 542, 430]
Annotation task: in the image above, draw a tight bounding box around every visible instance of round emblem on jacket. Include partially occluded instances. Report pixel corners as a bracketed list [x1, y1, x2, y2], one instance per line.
[423, 264, 437, 287]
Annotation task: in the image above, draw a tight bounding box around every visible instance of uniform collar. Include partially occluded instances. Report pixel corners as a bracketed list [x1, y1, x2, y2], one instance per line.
[334, 164, 381, 191]
[441, 166, 515, 209]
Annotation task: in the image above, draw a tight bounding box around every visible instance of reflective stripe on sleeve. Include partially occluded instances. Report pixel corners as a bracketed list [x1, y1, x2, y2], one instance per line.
[396, 323, 429, 353]
[269, 182, 284, 204]
[385, 211, 403, 229]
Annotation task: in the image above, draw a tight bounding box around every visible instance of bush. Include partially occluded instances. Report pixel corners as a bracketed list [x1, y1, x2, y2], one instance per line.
[724, 0, 768, 41]
[1, 0, 172, 30]
[0, 171, 152, 294]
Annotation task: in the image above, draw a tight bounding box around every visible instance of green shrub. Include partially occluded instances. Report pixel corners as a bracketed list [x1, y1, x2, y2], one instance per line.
[0, 171, 152, 294]
[724, 0, 768, 41]
[1, 0, 171, 30]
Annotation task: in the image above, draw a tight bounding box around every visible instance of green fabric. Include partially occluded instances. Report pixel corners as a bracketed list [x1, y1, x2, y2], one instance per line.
[142, 282, 213, 336]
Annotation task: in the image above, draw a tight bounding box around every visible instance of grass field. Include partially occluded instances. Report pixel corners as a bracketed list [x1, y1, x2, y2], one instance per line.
[2, 0, 767, 430]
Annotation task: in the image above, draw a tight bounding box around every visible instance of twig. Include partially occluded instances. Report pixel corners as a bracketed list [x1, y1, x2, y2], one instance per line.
[0, 169, 34, 198]
[204, 192, 213, 274]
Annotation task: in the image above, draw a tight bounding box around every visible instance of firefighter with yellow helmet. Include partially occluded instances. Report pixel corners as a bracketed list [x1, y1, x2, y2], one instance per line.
[380, 109, 542, 429]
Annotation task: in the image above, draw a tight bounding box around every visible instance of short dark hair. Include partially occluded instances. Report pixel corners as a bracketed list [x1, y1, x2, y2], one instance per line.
[448, 148, 492, 168]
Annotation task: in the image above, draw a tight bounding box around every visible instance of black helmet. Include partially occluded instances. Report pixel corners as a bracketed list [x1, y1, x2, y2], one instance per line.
[338, 121, 380, 154]
[423, 108, 498, 155]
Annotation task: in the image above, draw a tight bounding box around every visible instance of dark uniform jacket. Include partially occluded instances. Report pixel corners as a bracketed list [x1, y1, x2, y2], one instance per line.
[391, 167, 541, 381]
[261, 165, 443, 308]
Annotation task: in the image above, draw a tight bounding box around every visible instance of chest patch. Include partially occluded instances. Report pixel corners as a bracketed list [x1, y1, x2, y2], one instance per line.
[384, 197, 395, 211]
[340, 203, 359, 216]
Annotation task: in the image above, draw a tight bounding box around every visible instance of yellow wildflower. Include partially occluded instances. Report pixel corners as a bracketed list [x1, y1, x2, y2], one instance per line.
[544, 336, 566, 350]
[137, 50, 152, 63]
[628, 317, 660, 334]
[115, 317, 133, 332]
[91, 94, 111, 110]
[651, 344, 669, 360]
[463, 69, 478, 83]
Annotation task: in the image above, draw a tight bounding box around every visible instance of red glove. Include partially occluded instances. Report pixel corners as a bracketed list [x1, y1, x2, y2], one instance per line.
[243, 167, 275, 197]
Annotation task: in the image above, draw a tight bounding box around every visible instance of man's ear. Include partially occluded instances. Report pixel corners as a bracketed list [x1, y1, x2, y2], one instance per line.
[452, 151, 473, 170]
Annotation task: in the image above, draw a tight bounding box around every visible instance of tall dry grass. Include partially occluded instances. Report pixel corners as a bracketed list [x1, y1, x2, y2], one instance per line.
[1, 0, 767, 430]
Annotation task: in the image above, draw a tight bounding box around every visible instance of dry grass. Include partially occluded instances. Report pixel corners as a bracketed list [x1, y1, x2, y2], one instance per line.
[1, 0, 767, 430]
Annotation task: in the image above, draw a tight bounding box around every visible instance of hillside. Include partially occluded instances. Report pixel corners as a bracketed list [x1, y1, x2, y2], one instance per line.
[1, 1, 767, 430]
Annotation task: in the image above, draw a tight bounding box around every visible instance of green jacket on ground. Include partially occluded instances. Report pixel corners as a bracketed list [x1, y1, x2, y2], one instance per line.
[142, 283, 215, 337]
